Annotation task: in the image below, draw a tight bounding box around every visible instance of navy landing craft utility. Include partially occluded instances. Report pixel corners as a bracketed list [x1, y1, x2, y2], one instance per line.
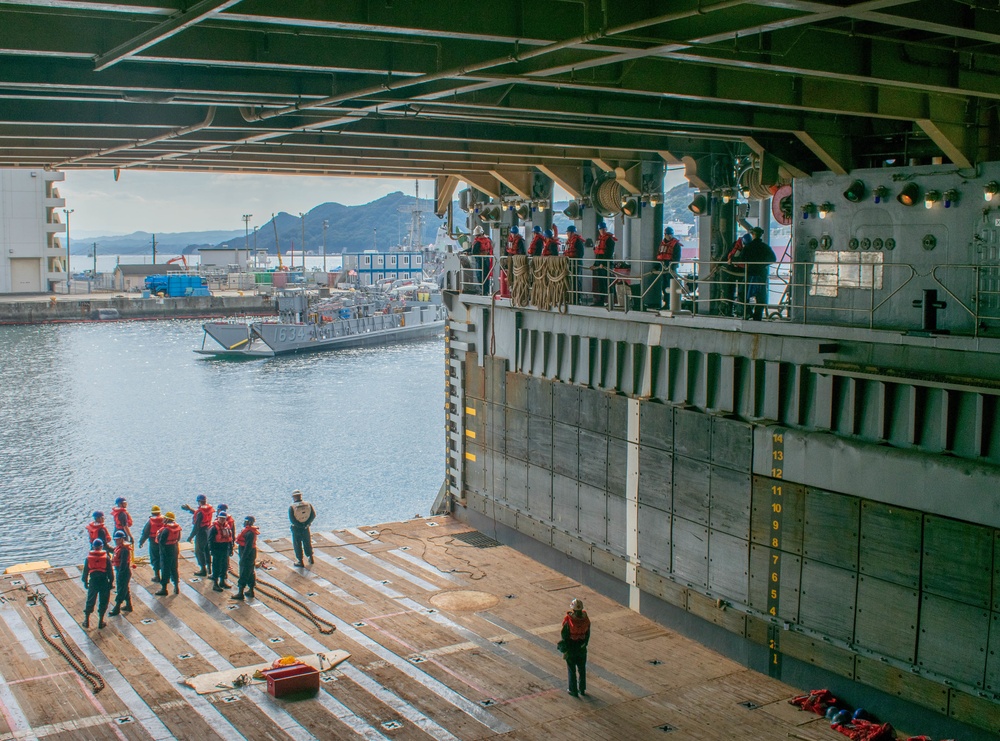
[196, 291, 445, 357]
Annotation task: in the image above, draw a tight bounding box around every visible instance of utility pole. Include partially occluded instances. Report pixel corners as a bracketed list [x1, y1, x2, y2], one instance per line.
[62, 207, 74, 293]
[253, 226, 258, 268]
[373, 227, 377, 251]
[299, 212, 306, 274]
[151, 233, 156, 265]
[92, 242, 97, 278]
[322, 220, 329, 272]
[242, 213, 252, 272]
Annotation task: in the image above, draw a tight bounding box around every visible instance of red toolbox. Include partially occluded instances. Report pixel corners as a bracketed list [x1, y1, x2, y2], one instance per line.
[262, 663, 320, 697]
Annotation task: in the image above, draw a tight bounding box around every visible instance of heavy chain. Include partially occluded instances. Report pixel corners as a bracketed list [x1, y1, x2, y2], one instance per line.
[229, 567, 336, 635]
[27, 589, 105, 694]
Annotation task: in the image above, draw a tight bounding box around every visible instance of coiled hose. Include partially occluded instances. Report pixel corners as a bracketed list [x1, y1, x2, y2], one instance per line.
[510, 255, 532, 307]
[529, 256, 570, 313]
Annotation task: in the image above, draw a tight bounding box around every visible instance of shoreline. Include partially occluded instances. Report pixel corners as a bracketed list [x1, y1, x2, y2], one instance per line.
[0, 292, 276, 325]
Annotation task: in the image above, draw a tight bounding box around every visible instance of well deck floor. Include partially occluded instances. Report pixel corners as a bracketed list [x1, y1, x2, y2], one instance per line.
[0, 516, 836, 740]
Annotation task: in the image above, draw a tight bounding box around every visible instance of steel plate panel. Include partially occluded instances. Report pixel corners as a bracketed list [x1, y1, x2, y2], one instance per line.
[487, 355, 506, 405]
[638, 566, 687, 607]
[709, 466, 751, 540]
[711, 417, 752, 473]
[637, 504, 671, 573]
[527, 413, 553, 470]
[995, 531, 1000, 613]
[607, 438, 627, 498]
[551, 474, 579, 532]
[464, 443, 485, 497]
[672, 516, 709, 588]
[748, 545, 801, 622]
[859, 501, 921, 589]
[917, 593, 989, 688]
[487, 402, 505, 455]
[923, 515, 993, 609]
[552, 382, 581, 426]
[606, 494, 626, 555]
[578, 483, 607, 546]
[505, 408, 528, 461]
[527, 464, 552, 521]
[855, 575, 918, 663]
[552, 529, 591, 563]
[639, 401, 673, 451]
[526, 375, 552, 417]
[486, 450, 504, 501]
[708, 529, 749, 603]
[799, 559, 858, 642]
[638, 444, 672, 511]
[516, 512, 552, 546]
[608, 393, 629, 440]
[985, 613, 1000, 692]
[465, 353, 484, 400]
[579, 387, 608, 434]
[591, 547, 626, 580]
[552, 422, 579, 479]
[673, 408, 712, 461]
[802, 488, 860, 570]
[506, 371, 527, 411]
[505, 457, 527, 510]
[781, 632, 856, 679]
[578, 429, 608, 490]
[855, 657, 948, 715]
[672, 455, 710, 525]
[466, 398, 485, 437]
[751, 477, 805, 555]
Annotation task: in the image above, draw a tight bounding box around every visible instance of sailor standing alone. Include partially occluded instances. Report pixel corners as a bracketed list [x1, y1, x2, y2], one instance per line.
[288, 489, 316, 567]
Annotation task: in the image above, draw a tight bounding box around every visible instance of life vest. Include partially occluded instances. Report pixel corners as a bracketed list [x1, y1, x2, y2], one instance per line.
[562, 233, 584, 259]
[658, 237, 681, 262]
[162, 522, 182, 545]
[148, 515, 165, 539]
[541, 236, 559, 256]
[727, 236, 749, 269]
[86, 550, 111, 574]
[595, 232, 616, 257]
[528, 234, 544, 256]
[563, 611, 591, 641]
[237, 525, 260, 548]
[112, 543, 132, 568]
[212, 519, 234, 543]
[290, 501, 313, 525]
[111, 506, 132, 530]
[86, 522, 109, 544]
[506, 234, 525, 256]
[195, 503, 215, 528]
[471, 235, 493, 256]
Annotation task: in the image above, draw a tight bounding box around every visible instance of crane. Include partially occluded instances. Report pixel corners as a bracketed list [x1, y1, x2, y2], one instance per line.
[271, 213, 286, 270]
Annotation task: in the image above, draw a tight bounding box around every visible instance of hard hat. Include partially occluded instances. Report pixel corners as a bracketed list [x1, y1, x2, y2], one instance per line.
[544, 229, 553, 238]
[566, 225, 576, 232]
[665, 226, 673, 235]
[244, 516, 255, 526]
[164, 511, 176, 522]
[196, 494, 207, 503]
[151, 505, 161, 514]
[217, 504, 228, 512]
[115, 497, 126, 506]
[473, 226, 484, 235]
[751, 226, 764, 236]
[570, 598, 584, 611]
[113, 530, 125, 540]
[833, 709, 851, 726]
[597, 221, 607, 230]
[91, 539, 104, 549]
[510, 226, 519, 234]
[825, 706, 839, 721]
[92, 511, 104, 520]
[292, 489, 303, 499]
[532, 225, 542, 233]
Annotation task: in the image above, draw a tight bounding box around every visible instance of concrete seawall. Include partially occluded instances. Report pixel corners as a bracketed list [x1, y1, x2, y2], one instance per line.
[0, 293, 276, 324]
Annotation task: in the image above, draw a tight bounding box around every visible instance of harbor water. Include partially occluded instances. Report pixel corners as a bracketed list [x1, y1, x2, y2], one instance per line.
[0, 319, 445, 570]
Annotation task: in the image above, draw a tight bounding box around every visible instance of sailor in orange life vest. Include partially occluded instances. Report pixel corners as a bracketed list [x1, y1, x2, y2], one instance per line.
[231, 515, 260, 601]
[560, 598, 591, 697]
[656, 226, 683, 309]
[108, 530, 133, 617]
[181, 494, 214, 576]
[593, 222, 617, 306]
[541, 228, 559, 256]
[561, 225, 585, 302]
[154, 511, 183, 596]
[138, 505, 165, 583]
[469, 226, 494, 295]
[289, 489, 316, 567]
[208, 505, 235, 592]
[527, 225, 544, 257]
[506, 225, 525, 256]
[111, 496, 132, 543]
[85, 511, 112, 553]
[81, 539, 114, 629]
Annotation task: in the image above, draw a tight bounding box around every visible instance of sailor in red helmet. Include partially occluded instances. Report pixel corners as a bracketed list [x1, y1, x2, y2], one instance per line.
[593, 221, 617, 306]
[231, 515, 260, 601]
[656, 226, 683, 309]
[108, 530, 133, 617]
[81, 538, 114, 629]
[110, 496, 133, 543]
[561, 224, 585, 302]
[154, 511, 182, 596]
[138, 505, 166, 583]
[85, 511, 112, 553]
[181, 494, 214, 576]
[208, 505, 235, 592]
[527, 225, 544, 257]
[560, 598, 591, 697]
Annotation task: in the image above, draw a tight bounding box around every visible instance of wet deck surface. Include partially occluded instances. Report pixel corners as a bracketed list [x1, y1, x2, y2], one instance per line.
[0, 516, 835, 740]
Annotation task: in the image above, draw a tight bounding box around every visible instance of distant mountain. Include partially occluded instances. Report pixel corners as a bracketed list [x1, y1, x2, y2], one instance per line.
[70, 229, 243, 256]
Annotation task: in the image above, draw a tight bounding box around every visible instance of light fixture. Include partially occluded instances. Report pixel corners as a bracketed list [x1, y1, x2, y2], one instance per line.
[872, 186, 889, 204]
[943, 189, 959, 208]
[843, 180, 866, 203]
[536, 199, 548, 212]
[621, 197, 639, 217]
[688, 195, 708, 215]
[818, 202, 833, 219]
[515, 204, 530, 220]
[740, 187, 751, 199]
[562, 200, 581, 219]
[649, 193, 662, 206]
[480, 205, 501, 222]
[801, 202, 816, 219]
[984, 181, 999, 202]
[896, 183, 920, 207]
[721, 188, 733, 204]
[924, 190, 940, 209]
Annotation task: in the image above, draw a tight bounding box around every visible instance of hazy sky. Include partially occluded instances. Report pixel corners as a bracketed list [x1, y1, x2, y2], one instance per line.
[58, 168, 690, 236]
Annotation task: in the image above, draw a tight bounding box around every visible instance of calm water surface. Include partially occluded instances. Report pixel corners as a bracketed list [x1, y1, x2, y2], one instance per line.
[0, 320, 444, 569]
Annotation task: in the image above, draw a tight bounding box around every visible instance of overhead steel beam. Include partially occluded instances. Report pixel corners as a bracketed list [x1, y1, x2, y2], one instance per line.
[795, 132, 851, 175]
[458, 172, 501, 200]
[534, 165, 583, 199]
[435, 176, 460, 217]
[490, 169, 532, 199]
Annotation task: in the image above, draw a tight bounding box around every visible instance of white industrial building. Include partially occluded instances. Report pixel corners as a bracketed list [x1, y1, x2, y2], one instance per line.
[0, 169, 67, 294]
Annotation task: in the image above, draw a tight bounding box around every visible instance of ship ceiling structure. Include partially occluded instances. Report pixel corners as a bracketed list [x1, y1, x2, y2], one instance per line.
[1, 0, 998, 203]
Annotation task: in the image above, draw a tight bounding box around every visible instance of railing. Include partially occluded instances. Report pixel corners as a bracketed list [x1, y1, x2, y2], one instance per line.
[452, 255, 1000, 337]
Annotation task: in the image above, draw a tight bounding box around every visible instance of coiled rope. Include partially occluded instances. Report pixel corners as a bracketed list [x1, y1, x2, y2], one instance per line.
[26, 589, 105, 694]
[231, 564, 336, 635]
[529, 256, 570, 313]
[509, 255, 532, 307]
